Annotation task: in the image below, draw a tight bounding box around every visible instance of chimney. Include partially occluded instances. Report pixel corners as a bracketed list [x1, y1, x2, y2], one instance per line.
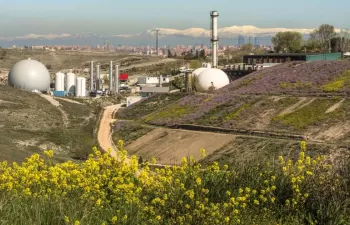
[210, 11, 219, 68]
[109, 61, 113, 91]
[159, 75, 163, 87]
[96, 63, 100, 79]
[115, 64, 119, 93]
[90, 61, 94, 91]
[96, 63, 100, 90]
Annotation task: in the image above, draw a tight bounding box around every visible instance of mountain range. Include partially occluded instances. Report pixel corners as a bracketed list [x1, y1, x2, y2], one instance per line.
[0, 25, 318, 47]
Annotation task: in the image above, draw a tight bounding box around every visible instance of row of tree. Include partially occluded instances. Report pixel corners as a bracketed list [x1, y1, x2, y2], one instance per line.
[272, 24, 350, 53]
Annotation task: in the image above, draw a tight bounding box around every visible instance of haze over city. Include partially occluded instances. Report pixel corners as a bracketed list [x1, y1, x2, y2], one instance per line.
[1, 0, 350, 47]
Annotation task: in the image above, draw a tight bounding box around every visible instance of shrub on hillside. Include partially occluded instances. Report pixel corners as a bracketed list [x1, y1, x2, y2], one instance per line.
[0, 141, 348, 224]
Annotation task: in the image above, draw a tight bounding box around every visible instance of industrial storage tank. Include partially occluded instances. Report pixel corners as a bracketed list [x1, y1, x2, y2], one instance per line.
[8, 58, 50, 92]
[192, 63, 211, 77]
[192, 68, 209, 77]
[195, 68, 230, 92]
[55, 72, 65, 91]
[66, 72, 76, 95]
[76, 77, 86, 97]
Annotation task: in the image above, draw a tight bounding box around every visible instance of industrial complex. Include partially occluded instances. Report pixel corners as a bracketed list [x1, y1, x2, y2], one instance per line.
[5, 11, 345, 108]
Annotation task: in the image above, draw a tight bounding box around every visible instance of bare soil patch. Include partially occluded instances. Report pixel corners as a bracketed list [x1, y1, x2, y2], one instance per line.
[125, 128, 236, 165]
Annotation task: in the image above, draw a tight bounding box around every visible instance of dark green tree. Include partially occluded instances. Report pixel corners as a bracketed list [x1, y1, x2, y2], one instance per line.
[272, 31, 303, 53]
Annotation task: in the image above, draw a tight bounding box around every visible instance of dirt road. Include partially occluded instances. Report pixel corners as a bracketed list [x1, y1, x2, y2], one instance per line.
[97, 104, 121, 158]
[39, 94, 69, 127]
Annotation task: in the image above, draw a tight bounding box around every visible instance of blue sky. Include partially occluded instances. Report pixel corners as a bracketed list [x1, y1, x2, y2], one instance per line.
[1, 0, 350, 36]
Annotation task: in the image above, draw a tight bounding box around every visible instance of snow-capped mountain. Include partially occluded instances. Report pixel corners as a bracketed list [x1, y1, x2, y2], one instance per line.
[0, 25, 318, 47]
[144, 26, 314, 38]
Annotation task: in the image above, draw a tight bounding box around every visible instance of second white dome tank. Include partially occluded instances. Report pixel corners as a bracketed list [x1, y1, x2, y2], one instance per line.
[195, 68, 230, 92]
[192, 68, 209, 77]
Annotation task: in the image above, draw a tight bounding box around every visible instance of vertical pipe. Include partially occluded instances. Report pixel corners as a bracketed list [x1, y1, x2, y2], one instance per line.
[210, 11, 219, 68]
[96, 63, 100, 90]
[156, 29, 159, 56]
[115, 65, 119, 93]
[109, 61, 113, 91]
[159, 75, 163, 87]
[90, 61, 94, 91]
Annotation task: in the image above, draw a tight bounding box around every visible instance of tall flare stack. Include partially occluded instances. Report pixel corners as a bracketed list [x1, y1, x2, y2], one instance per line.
[109, 61, 113, 91]
[210, 11, 219, 68]
[90, 61, 94, 91]
[114, 64, 119, 93]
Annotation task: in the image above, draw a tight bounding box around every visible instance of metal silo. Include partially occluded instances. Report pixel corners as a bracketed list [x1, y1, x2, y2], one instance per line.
[81, 77, 86, 96]
[76, 77, 86, 97]
[55, 72, 65, 91]
[66, 72, 76, 96]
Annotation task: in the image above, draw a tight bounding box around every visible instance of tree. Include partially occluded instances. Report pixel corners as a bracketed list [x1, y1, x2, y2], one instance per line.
[167, 49, 173, 58]
[220, 44, 266, 65]
[189, 60, 201, 69]
[337, 29, 350, 52]
[271, 31, 303, 53]
[303, 39, 321, 52]
[310, 24, 336, 53]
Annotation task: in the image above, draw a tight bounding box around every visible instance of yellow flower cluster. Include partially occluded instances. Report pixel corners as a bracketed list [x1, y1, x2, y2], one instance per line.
[278, 141, 336, 209]
[0, 140, 343, 224]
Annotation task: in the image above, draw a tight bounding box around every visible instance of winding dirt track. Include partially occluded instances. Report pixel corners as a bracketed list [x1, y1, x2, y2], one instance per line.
[97, 104, 121, 158]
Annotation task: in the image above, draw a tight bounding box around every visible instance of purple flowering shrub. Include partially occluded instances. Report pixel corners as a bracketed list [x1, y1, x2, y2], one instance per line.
[218, 61, 350, 95]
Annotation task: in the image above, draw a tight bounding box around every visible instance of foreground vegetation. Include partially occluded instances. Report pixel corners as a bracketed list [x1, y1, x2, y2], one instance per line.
[0, 141, 349, 225]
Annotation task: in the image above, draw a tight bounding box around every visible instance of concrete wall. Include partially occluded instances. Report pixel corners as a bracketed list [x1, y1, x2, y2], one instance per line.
[141, 86, 170, 93]
[126, 96, 143, 107]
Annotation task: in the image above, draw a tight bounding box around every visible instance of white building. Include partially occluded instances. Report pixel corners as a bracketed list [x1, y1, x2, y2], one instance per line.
[137, 76, 170, 86]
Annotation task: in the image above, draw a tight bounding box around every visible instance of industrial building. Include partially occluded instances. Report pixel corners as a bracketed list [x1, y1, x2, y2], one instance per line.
[137, 76, 171, 86]
[243, 53, 342, 65]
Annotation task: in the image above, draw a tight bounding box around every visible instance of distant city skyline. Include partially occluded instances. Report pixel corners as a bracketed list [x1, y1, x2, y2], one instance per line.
[1, 0, 350, 38]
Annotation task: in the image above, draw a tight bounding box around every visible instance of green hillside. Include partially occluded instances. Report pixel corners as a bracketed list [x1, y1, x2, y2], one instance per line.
[0, 84, 100, 162]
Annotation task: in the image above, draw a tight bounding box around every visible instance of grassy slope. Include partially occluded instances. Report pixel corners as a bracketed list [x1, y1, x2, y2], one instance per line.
[0, 85, 99, 162]
[112, 121, 154, 146]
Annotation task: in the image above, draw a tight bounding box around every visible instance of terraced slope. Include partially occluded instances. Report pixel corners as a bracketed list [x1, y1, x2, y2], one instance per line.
[116, 61, 350, 164]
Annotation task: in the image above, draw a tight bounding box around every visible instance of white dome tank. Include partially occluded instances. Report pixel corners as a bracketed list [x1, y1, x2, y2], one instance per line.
[76, 77, 86, 97]
[195, 68, 230, 92]
[66, 72, 76, 95]
[55, 72, 65, 91]
[8, 58, 50, 91]
[192, 68, 209, 77]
